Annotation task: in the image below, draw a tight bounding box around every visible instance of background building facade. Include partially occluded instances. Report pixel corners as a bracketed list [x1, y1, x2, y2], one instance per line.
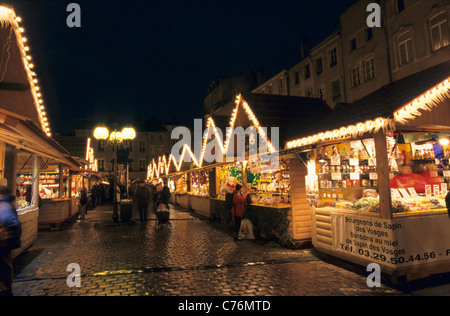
[252, 0, 450, 110]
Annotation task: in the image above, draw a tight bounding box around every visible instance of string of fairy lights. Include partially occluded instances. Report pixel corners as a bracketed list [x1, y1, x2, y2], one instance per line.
[147, 94, 276, 180]
[286, 77, 450, 150]
[149, 77, 450, 180]
[0, 6, 51, 137]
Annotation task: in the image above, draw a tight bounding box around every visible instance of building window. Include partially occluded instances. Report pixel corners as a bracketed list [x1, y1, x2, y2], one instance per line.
[305, 64, 311, 79]
[398, 30, 414, 66]
[315, 57, 323, 75]
[139, 140, 145, 152]
[98, 159, 105, 171]
[158, 145, 163, 155]
[430, 12, 450, 52]
[364, 57, 375, 82]
[329, 47, 337, 68]
[261, 88, 265, 94]
[365, 28, 373, 42]
[294, 71, 300, 85]
[129, 162, 133, 172]
[305, 89, 313, 97]
[139, 159, 146, 171]
[350, 38, 357, 51]
[396, 0, 405, 14]
[331, 80, 341, 101]
[98, 140, 106, 152]
[317, 86, 326, 101]
[279, 77, 284, 92]
[267, 84, 272, 94]
[351, 65, 361, 87]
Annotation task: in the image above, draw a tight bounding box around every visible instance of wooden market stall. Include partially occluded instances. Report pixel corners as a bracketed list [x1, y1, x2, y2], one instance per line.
[0, 7, 83, 256]
[204, 93, 332, 242]
[285, 61, 450, 282]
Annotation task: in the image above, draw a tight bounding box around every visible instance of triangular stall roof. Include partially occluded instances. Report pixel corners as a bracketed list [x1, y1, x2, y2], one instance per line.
[0, 6, 80, 169]
[286, 61, 450, 149]
[148, 93, 333, 179]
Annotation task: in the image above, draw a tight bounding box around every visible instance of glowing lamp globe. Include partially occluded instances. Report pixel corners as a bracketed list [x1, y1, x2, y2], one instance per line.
[122, 127, 136, 140]
[93, 127, 109, 140]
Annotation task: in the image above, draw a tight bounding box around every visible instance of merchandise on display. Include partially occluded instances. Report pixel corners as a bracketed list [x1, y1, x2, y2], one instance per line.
[217, 160, 291, 206]
[313, 133, 450, 214]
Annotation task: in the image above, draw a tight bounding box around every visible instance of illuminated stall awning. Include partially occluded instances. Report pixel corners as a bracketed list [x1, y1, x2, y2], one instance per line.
[286, 61, 450, 149]
[0, 108, 80, 169]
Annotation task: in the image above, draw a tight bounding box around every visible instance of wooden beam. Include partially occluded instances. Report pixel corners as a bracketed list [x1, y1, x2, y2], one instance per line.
[374, 130, 392, 219]
[0, 82, 30, 92]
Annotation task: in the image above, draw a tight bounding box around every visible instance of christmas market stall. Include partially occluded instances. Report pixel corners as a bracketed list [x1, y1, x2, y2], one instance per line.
[188, 168, 211, 217]
[0, 7, 83, 255]
[167, 172, 188, 206]
[285, 61, 450, 282]
[206, 93, 332, 243]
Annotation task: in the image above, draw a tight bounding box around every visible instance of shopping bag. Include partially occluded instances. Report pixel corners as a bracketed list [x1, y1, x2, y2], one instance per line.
[238, 219, 255, 240]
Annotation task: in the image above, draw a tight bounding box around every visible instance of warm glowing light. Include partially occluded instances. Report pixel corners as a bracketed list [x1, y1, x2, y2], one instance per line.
[286, 117, 394, 149]
[439, 138, 450, 146]
[121, 127, 136, 140]
[147, 94, 278, 180]
[394, 77, 450, 124]
[0, 5, 50, 135]
[93, 127, 109, 140]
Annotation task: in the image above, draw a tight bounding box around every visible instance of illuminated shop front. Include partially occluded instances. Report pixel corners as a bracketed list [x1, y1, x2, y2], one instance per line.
[286, 64, 450, 282]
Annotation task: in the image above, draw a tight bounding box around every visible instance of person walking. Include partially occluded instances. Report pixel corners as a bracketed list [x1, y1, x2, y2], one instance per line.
[231, 184, 249, 241]
[0, 186, 22, 296]
[79, 187, 88, 219]
[155, 183, 170, 211]
[134, 181, 150, 223]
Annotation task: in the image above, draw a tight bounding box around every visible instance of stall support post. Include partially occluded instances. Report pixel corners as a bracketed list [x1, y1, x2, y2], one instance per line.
[68, 171, 72, 198]
[374, 130, 392, 219]
[31, 155, 39, 207]
[59, 164, 63, 198]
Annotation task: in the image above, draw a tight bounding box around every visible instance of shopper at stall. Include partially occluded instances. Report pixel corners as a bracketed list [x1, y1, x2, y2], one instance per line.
[390, 164, 427, 193]
[79, 187, 88, 219]
[0, 186, 22, 296]
[135, 181, 151, 223]
[231, 184, 249, 241]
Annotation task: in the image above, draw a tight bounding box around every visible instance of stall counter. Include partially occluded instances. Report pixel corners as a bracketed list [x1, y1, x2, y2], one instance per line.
[312, 206, 450, 282]
[38, 197, 79, 228]
[189, 194, 210, 218]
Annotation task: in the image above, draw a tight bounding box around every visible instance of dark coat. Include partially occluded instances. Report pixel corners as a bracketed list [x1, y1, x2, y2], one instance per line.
[134, 186, 150, 207]
[155, 190, 170, 207]
[0, 194, 22, 252]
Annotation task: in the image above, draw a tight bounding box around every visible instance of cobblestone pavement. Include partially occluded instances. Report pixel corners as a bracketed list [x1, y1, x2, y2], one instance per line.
[9, 204, 445, 296]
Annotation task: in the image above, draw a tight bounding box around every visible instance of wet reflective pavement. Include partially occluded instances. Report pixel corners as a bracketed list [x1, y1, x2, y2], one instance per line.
[10, 204, 438, 296]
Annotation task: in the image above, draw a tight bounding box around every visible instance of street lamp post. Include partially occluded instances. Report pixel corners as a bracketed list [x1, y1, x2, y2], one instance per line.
[94, 126, 136, 222]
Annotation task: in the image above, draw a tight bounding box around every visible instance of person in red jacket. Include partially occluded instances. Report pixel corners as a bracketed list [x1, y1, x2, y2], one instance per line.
[390, 164, 427, 193]
[231, 184, 249, 241]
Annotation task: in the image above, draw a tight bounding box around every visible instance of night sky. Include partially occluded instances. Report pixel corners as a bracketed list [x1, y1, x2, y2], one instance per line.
[4, 0, 356, 134]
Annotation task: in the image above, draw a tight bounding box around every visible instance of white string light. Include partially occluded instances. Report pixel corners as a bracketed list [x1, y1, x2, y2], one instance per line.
[147, 94, 276, 179]
[0, 6, 51, 136]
